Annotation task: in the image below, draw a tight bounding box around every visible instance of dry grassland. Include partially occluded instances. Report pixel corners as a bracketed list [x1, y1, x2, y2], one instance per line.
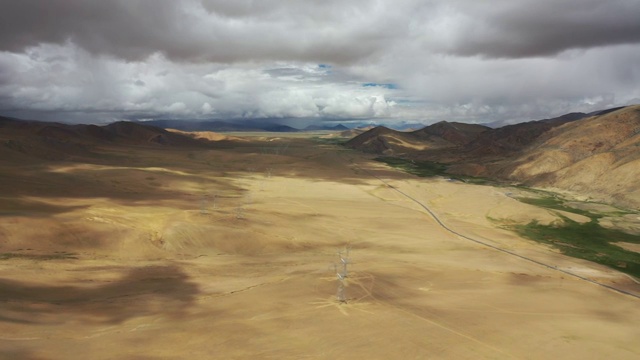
[1, 136, 639, 359]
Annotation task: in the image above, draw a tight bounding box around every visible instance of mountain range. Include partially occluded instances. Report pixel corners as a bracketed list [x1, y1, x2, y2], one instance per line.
[4, 106, 640, 208]
[347, 105, 640, 208]
[0, 117, 215, 162]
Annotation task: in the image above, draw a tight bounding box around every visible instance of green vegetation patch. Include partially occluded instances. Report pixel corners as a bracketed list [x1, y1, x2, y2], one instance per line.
[509, 192, 640, 279]
[374, 157, 490, 184]
[512, 216, 640, 279]
[375, 157, 447, 177]
[311, 137, 349, 146]
[517, 196, 596, 218]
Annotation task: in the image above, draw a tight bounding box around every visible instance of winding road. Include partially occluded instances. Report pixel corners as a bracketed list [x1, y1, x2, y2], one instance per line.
[342, 153, 640, 300]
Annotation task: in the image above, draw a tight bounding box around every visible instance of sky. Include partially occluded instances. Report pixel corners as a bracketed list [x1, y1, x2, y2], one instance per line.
[1, 0, 639, 127]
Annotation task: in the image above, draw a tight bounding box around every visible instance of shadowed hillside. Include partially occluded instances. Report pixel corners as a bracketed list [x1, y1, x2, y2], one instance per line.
[461, 112, 588, 159]
[347, 106, 640, 208]
[0, 117, 213, 162]
[339, 125, 375, 138]
[412, 121, 489, 146]
[346, 122, 489, 156]
[347, 113, 585, 159]
[501, 105, 640, 207]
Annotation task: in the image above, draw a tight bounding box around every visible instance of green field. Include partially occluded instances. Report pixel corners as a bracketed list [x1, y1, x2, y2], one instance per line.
[511, 194, 640, 279]
[374, 157, 490, 184]
[311, 137, 349, 146]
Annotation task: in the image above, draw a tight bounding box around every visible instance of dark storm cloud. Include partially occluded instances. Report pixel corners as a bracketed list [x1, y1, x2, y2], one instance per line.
[3, 0, 638, 63]
[0, 1, 178, 60]
[443, 0, 640, 58]
[0, 0, 393, 64]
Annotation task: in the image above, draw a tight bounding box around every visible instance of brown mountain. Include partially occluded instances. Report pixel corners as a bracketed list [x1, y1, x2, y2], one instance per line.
[347, 113, 587, 161]
[339, 126, 375, 138]
[346, 122, 490, 156]
[0, 117, 211, 162]
[460, 112, 588, 159]
[346, 106, 640, 208]
[413, 121, 490, 146]
[346, 126, 412, 155]
[497, 105, 640, 207]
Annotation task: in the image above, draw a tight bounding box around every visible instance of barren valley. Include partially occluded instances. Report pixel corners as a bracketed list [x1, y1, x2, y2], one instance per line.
[1, 122, 640, 359]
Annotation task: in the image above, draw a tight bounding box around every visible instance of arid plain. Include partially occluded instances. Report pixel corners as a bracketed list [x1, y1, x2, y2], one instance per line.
[1, 133, 639, 359]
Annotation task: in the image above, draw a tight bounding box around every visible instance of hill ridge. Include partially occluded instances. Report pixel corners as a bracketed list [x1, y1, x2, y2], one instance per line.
[0, 117, 213, 162]
[347, 105, 640, 208]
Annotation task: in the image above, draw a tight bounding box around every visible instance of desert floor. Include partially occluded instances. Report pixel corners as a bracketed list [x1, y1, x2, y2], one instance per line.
[1, 135, 639, 359]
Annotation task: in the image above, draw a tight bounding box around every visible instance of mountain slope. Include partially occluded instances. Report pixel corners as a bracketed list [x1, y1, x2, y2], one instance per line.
[460, 112, 587, 159]
[346, 126, 455, 155]
[411, 121, 489, 146]
[346, 121, 490, 156]
[503, 105, 640, 207]
[345, 106, 640, 208]
[0, 117, 211, 162]
[346, 126, 405, 154]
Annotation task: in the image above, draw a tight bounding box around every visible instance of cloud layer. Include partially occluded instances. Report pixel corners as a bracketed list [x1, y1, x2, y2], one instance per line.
[1, 0, 639, 125]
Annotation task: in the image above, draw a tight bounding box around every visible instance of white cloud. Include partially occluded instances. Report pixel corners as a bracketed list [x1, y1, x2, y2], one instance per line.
[201, 102, 214, 115]
[0, 42, 400, 123]
[0, 0, 639, 125]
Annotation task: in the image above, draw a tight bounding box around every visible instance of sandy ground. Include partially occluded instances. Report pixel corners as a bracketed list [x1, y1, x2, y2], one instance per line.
[1, 136, 639, 359]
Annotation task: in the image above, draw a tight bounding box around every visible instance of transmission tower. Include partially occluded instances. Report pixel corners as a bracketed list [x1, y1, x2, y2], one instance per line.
[334, 246, 351, 303]
[338, 247, 351, 278]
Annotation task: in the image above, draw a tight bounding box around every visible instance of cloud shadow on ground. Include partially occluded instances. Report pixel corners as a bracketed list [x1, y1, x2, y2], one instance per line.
[0, 265, 200, 325]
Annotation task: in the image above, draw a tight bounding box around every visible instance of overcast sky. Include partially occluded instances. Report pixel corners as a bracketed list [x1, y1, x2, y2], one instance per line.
[1, 0, 639, 126]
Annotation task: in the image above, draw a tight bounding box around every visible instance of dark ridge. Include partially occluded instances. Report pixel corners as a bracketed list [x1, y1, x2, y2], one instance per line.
[0, 118, 213, 162]
[412, 121, 490, 146]
[461, 112, 588, 158]
[345, 126, 402, 153]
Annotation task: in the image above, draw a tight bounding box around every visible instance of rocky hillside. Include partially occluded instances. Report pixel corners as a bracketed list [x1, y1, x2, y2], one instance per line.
[339, 126, 375, 138]
[413, 121, 489, 146]
[346, 122, 490, 156]
[347, 106, 640, 208]
[347, 113, 587, 160]
[501, 105, 640, 207]
[461, 112, 588, 159]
